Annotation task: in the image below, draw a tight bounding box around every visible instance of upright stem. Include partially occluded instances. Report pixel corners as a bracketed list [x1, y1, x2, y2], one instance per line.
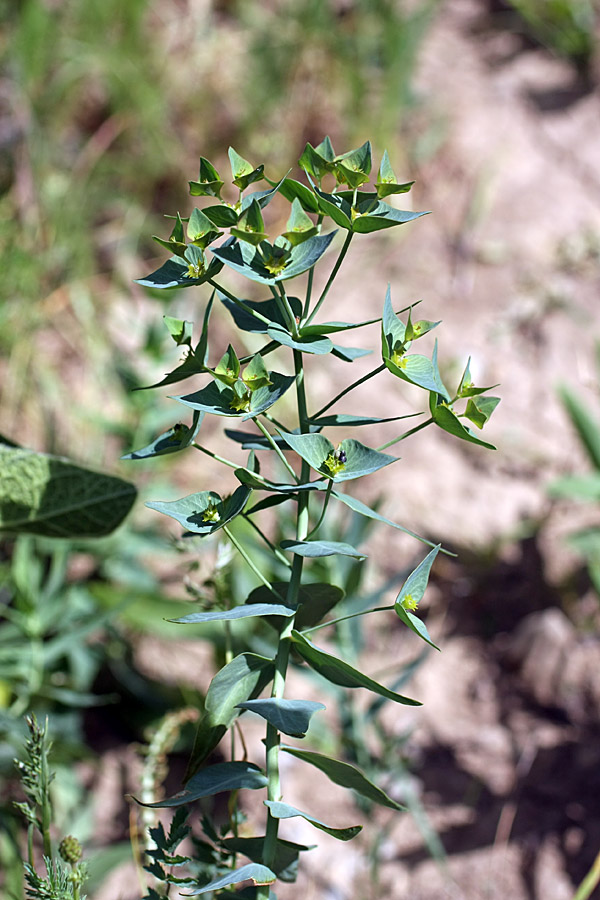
[259, 350, 311, 886]
[305, 231, 353, 325]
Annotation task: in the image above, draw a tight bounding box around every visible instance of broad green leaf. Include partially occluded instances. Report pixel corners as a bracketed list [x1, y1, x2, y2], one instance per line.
[0, 446, 136, 538]
[385, 338, 449, 399]
[559, 383, 600, 470]
[237, 699, 325, 738]
[221, 837, 312, 884]
[352, 204, 428, 234]
[281, 540, 366, 559]
[396, 545, 440, 611]
[331, 490, 447, 552]
[395, 604, 439, 651]
[267, 324, 333, 355]
[188, 156, 224, 199]
[275, 177, 320, 213]
[376, 149, 414, 199]
[278, 432, 397, 482]
[242, 353, 272, 390]
[430, 394, 496, 450]
[175, 371, 296, 420]
[135, 761, 267, 808]
[221, 293, 302, 334]
[231, 199, 267, 246]
[187, 207, 222, 248]
[282, 197, 318, 246]
[122, 412, 203, 460]
[313, 188, 353, 229]
[464, 395, 500, 429]
[202, 204, 239, 228]
[228, 148, 264, 191]
[246, 582, 344, 630]
[170, 603, 296, 625]
[164, 315, 193, 347]
[291, 630, 421, 705]
[187, 653, 274, 773]
[135, 254, 222, 289]
[264, 801, 361, 842]
[210, 344, 241, 386]
[146, 484, 251, 535]
[299, 139, 336, 182]
[212, 232, 337, 285]
[331, 344, 372, 362]
[185, 863, 275, 896]
[281, 747, 403, 810]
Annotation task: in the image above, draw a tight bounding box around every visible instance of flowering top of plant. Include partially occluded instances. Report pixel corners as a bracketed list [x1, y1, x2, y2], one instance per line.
[128, 139, 500, 898]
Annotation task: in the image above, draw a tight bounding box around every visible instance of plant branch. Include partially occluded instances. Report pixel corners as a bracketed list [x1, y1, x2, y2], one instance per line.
[311, 363, 386, 419]
[222, 526, 286, 603]
[305, 230, 353, 325]
[208, 279, 272, 327]
[305, 480, 333, 540]
[256, 417, 299, 482]
[376, 416, 433, 451]
[302, 604, 395, 634]
[242, 514, 292, 569]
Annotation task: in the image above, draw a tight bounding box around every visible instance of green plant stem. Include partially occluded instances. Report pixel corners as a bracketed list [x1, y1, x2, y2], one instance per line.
[302, 604, 395, 633]
[222, 526, 286, 603]
[305, 480, 333, 540]
[242, 514, 292, 569]
[302, 215, 324, 319]
[259, 351, 311, 890]
[305, 231, 353, 325]
[573, 849, 600, 900]
[256, 418, 299, 482]
[311, 363, 386, 419]
[377, 416, 433, 451]
[277, 282, 300, 337]
[40, 750, 52, 859]
[192, 442, 271, 487]
[208, 279, 272, 327]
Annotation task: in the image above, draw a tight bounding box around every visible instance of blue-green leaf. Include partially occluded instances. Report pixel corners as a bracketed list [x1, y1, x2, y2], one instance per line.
[211, 232, 337, 285]
[267, 324, 333, 355]
[220, 837, 312, 884]
[290, 630, 421, 706]
[170, 603, 296, 625]
[331, 344, 372, 362]
[174, 371, 296, 420]
[281, 747, 403, 810]
[135, 254, 222, 289]
[395, 545, 441, 650]
[221, 294, 302, 334]
[464, 395, 500, 429]
[146, 484, 251, 535]
[122, 412, 203, 460]
[237, 699, 325, 737]
[352, 205, 427, 234]
[300, 318, 379, 337]
[246, 582, 344, 630]
[309, 413, 415, 428]
[395, 604, 439, 651]
[135, 761, 267, 808]
[429, 393, 496, 450]
[331, 489, 444, 552]
[274, 177, 320, 212]
[264, 801, 361, 842]
[185, 863, 276, 896]
[281, 540, 366, 559]
[278, 432, 397, 482]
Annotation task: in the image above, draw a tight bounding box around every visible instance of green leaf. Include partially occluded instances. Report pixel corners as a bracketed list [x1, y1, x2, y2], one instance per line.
[281, 747, 403, 810]
[188, 156, 224, 198]
[0, 446, 136, 538]
[331, 344, 372, 362]
[122, 412, 203, 460]
[237, 699, 325, 738]
[152, 212, 188, 257]
[299, 138, 336, 182]
[135, 254, 223, 289]
[309, 413, 412, 428]
[291, 630, 421, 706]
[186, 863, 276, 896]
[170, 603, 296, 624]
[464, 395, 500, 429]
[430, 394, 496, 450]
[331, 489, 445, 552]
[174, 371, 296, 420]
[187, 207, 222, 249]
[281, 540, 366, 559]
[299, 317, 379, 337]
[267, 324, 333, 355]
[228, 147, 264, 190]
[397, 545, 440, 611]
[275, 177, 320, 213]
[164, 315, 194, 347]
[187, 653, 274, 773]
[246, 582, 344, 630]
[236, 469, 326, 493]
[282, 198, 318, 246]
[264, 801, 361, 842]
[381, 284, 407, 350]
[242, 353, 272, 391]
[146, 484, 251, 535]
[202, 204, 239, 228]
[135, 761, 267, 808]
[210, 344, 241, 387]
[231, 199, 267, 246]
[278, 431, 397, 482]
[352, 203, 428, 234]
[221, 294, 303, 334]
[212, 232, 337, 285]
[221, 837, 312, 884]
[559, 383, 600, 470]
[314, 188, 353, 229]
[548, 473, 600, 501]
[376, 150, 414, 200]
[395, 604, 439, 651]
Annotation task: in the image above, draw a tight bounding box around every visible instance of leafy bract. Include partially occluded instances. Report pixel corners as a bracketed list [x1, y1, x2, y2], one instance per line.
[135, 761, 267, 808]
[135, 253, 222, 290]
[376, 150, 414, 199]
[221, 294, 302, 334]
[0, 445, 136, 538]
[174, 371, 296, 420]
[146, 485, 251, 536]
[331, 344, 372, 362]
[122, 412, 203, 460]
[228, 147, 264, 191]
[184, 863, 276, 896]
[211, 232, 337, 284]
[394, 545, 441, 650]
[290, 631, 421, 706]
[267, 324, 333, 355]
[281, 747, 403, 810]
[429, 393, 497, 450]
[136, 294, 213, 390]
[237, 699, 325, 738]
[188, 156, 224, 199]
[278, 432, 397, 482]
[281, 540, 366, 559]
[264, 801, 361, 842]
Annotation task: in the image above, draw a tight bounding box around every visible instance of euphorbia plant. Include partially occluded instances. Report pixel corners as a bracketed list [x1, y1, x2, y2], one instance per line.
[128, 138, 499, 897]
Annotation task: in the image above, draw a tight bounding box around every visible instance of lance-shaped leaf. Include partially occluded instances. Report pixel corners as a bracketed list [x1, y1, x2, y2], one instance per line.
[464, 395, 500, 429]
[376, 149, 414, 199]
[314, 187, 353, 229]
[281, 540, 366, 559]
[237, 699, 325, 738]
[291, 630, 421, 705]
[136, 252, 222, 290]
[221, 836, 312, 884]
[395, 545, 441, 650]
[278, 431, 397, 482]
[281, 747, 403, 810]
[309, 413, 415, 428]
[189, 156, 224, 198]
[202, 204, 239, 228]
[212, 232, 337, 285]
[228, 147, 264, 191]
[331, 489, 444, 552]
[221, 293, 303, 334]
[209, 344, 241, 387]
[153, 212, 187, 257]
[122, 411, 203, 460]
[299, 317, 379, 337]
[175, 371, 295, 420]
[332, 344, 372, 362]
[0, 445, 136, 538]
[246, 582, 344, 630]
[146, 484, 251, 536]
[299, 137, 336, 183]
[267, 324, 333, 355]
[187, 653, 274, 774]
[264, 801, 361, 842]
[282, 197, 319, 246]
[429, 393, 497, 450]
[238, 173, 288, 212]
[456, 357, 499, 398]
[351, 201, 428, 235]
[135, 761, 267, 809]
[170, 602, 296, 625]
[236, 469, 326, 493]
[231, 198, 268, 246]
[187, 207, 222, 249]
[184, 863, 276, 896]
